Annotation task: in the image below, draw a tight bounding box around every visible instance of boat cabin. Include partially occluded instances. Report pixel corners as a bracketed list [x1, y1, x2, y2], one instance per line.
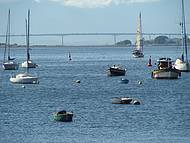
[157, 58, 172, 69]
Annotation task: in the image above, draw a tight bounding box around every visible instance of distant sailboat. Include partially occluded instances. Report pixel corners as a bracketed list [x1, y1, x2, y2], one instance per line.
[2, 9, 19, 70]
[174, 0, 190, 72]
[21, 10, 37, 68]
[132, 12, 144, 58]
[10, 10, 39, 84]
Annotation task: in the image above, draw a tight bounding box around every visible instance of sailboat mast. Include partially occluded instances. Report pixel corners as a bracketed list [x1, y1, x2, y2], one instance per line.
[181, 0, 188, 63]
[3, 9, 11, 62]
[27, 9, 30, 62]
[139, 12, 143, 52]
[25, 10, 30, 73]
[7, 9, 11, 61]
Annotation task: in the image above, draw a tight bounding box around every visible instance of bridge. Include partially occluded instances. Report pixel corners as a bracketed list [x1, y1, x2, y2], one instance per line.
[0, 32, 188, 46]
[0, 32, 188, 37]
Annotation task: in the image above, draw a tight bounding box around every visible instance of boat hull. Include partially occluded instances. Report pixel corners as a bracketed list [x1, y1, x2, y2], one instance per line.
[112, 97, 132, 104]
[107, 68, 126, 76]
[10, 73, 39, 84]
[132, 53, 144, 58]
[174, 59, 190, 72]
[21, 60, 38, 68]
[53, 112, 73, 122]
[151, 69, 181, 79]
[132, 50, 144, 58]
[3, 62, 19, 70]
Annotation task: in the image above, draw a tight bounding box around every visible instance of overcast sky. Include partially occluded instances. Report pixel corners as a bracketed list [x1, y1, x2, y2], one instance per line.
[0, 0, 190, 45]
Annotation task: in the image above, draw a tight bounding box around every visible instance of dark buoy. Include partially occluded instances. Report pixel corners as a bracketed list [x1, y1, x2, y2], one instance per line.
[69, 52, 72, 61]
[147, 56, 152, 67]
[120, 78, 129, 84]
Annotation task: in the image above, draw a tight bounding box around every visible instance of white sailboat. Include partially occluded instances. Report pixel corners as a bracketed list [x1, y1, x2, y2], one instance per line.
[2, 9, 19, 70]
[10, 10, 39, 84]
[21, 10, 37, 68]
[132, 12, 144, 58]
[174, 0, 190, 72]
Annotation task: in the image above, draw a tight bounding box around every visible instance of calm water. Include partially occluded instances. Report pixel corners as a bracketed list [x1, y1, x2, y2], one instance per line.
[0, 46, 190, 143]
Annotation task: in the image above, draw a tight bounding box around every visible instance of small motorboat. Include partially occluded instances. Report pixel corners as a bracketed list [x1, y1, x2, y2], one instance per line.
[112, 97, 132, 104]
[10, 73, 39, 84]
[112, 97, 141, 105]
[53, 110, 73, 122]
[107, 65, 126, 76]
[120, 78, 129, 84]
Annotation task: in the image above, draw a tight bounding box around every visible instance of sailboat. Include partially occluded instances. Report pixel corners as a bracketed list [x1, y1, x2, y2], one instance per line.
[21, 11, 37, 68]
[132, 12, 144, 58]
[174, 0, 190, 72]
[10, 10, 39, 84]
[2, 9, 19, 70]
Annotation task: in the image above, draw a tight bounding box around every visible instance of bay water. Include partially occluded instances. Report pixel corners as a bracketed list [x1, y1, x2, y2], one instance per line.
[0, 46, 190, 143]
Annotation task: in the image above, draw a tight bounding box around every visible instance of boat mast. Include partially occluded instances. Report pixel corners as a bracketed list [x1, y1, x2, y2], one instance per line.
[181, 0, 188, 63]
[27, 9, 30, 62]
[3, 9, 10, 62]
[7, 9, 11, 61]
[25, 9, 30, 73]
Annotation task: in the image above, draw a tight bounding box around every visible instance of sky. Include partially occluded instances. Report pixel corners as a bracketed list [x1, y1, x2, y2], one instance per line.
[0, 0, 190, 45]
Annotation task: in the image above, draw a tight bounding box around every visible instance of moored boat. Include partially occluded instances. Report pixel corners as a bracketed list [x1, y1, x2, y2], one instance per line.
[151, 58, 181, 79]
[3, 61, 19, 70]
[107, 65, 126, 76]
[21, 10, 37, 68]
[112, 97, 140, 105]
[53, 110, 73, 122]
[120, 78, 129, 84]
[10, 10, 39, 84]
[112, 97, 132, 104]
[2, 9, 19, 70]
[10, 73, 39, 84]
[132, 12, 144, 58]
[174, 0, 190, 72]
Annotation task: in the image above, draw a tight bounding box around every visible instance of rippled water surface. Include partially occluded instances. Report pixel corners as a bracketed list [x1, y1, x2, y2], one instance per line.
[0, 46, 190, 143]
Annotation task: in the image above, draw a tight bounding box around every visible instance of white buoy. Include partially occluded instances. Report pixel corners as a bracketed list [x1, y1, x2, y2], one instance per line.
[75, 80, 80, 83]
[22, 85, 25, 88]
[138, 81, 142, 85]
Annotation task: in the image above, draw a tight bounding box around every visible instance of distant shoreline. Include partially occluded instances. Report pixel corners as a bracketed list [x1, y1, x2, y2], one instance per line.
[0, 44, 185, 48]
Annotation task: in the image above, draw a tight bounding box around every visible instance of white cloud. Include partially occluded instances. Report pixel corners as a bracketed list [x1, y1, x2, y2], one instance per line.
[48, 0, 159, 8]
